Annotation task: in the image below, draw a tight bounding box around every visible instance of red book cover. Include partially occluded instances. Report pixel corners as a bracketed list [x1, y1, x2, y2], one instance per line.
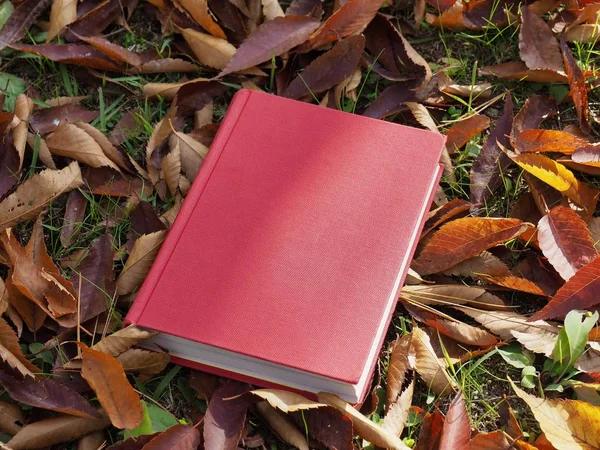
[126, 89, 445, 402]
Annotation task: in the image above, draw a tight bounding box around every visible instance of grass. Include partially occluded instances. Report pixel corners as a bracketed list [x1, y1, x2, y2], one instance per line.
[1, 1, 598, 448]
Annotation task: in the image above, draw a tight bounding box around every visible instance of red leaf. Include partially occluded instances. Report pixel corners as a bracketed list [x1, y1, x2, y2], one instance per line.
[284, 35, 365, 99]
[470, 94, 513, 204]
[439, 391, 471, 450]
[142, 425, 200, 450]
[511, 95, 556, 138]
[109, 108, 140, 146]
[560, 36, 590, 135]
[0, 131, 19, 201]
[10, 44, 122, 71]
[530, 255, 600, 321]
[290, 407, 353, 450]
[219, 16, 320, 76]
[537, 205, 597, 280]
[0, 0, 52, 51]
[204, 381, 252, 450]
[415, 410, 444, 450]
[519, 5, 563, 71]
[362, 81, 419, 119]
[75, 34, 142, 67]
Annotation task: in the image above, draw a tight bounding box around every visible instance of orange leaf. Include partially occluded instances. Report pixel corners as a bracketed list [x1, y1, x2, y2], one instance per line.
[530, 255, 600, 320]
[412, 217, 528, 275]
[304, 0, 382, 49]
[176, 0, 227, 39]
[445, 115, 490, 154]
[513, 129, 590, 154]
[537, 205, 597, 280]
[79, 344, 143, 430]
[561, 36, 590, 134]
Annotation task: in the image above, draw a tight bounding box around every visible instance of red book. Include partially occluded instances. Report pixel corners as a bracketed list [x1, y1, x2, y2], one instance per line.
[126, 89, 445, 402]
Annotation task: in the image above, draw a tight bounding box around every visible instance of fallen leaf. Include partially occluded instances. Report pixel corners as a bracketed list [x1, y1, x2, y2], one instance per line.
[141, 424, 200, 450]
[219, 15, 320, 76]
[318, 392, 411, 450]
[0, 0, 52, 51]
[60, 189, 87, 247]
[531, 255, 600, 321]
[511, 379, 600, 449]
[74, 233, 115, 323]
[77, 431, 106, 450]
[109, 108, 140, 146]
[262, 0, 284, 20]
[46, 122, 121, 171]
[513, 129, 590, 154]
[0, 317, 39, 374]
[458, 308, 558, 356]
[362, 81, 419, 119]
[116, 348, 169, 375]
[538, 205, 597, 281]
[80, 343, 143, 430]
[387, 334, 412, 409]
[176, 0, 227, 39]
[75, 34, 142, 67]
[0, 369, 100, 419]
[411, 326, 456, 395]
[519, 5, 564, 72]
[249, 389, 326, 412]
[160, 141, 181, 196]
[256, 402, 309, 450]
[171, 131, 209, 182]
[415, 410, 444, 450]
[422, 199, 472, 237]
[412, 218, 527, 275]
[284, 35, 365, 99]
[508, 152, 592, 208]
[0, 130, 19, 201]
[363, 14, 431, 87]
[47, 0, 78, 42]
[204, 381, 252, 450]
[303, 0, 381, 50]
[383, 379, 414, 438]
[116, 230, 168, 295]
[182, 28, 236, 70]
[560, 36, 590, 135]
[90, 324, 158, 357]
[468, 430, 516, 449]
[439, 390, 471, 450]
[445, 115, 490, 154]
[7, 415, 110, 450]
[402, 284, 505, 309]
[290, 406, 353, 450]
[512, 95, 557, 139]
[480, 62, 568, 83]
[10, 43, 122, 71]
[0, 401, 23, 435]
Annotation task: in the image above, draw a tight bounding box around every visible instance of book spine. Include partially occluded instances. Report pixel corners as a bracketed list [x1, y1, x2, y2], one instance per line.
[124, 89, 253, 326]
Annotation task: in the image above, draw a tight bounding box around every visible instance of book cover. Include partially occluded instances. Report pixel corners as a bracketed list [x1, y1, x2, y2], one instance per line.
[126, 89, 445, 402]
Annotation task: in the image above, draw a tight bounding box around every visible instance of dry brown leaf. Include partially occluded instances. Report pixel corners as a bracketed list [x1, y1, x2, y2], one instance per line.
[91, 324, 158, 357]
[262, 0, 285, 20]
[171, 131, 209, 182]
[116, 348, 169, 375]
[318, 392, 411, 450]
[411, 326, 456, 395]
[77, 431, 105, 450]
[47, 0, 77, 42]
[383, 380, 414, 438]
[0, 164, 82, 233]
[27, 133, 56, 169]
[80, 344, 143, 430]
[0, 317, 40, 375]
[46, 123, 121, 171]
[160, 142, 181, 196]
[13, 95, 32, 172]
[8, 415, 109, 450]
[73, 122, 130, 172]
[116, 230, 168, 295]
[0, 401, 24, 435]
[182, 28, 236, 70]
[256, 402, 309, 450]
[402, 284, 505, 309]
[250, 389, 326, 412]
[387, 334, 412, 409]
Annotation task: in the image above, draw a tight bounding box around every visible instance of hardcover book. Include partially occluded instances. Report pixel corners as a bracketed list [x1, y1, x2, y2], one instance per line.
[125, 89, 445, 402]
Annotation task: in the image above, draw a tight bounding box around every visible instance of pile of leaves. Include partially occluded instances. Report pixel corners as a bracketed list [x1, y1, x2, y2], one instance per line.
[0, 0, 599, 448]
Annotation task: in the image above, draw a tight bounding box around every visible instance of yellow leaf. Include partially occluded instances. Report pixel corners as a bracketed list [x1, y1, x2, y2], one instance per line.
[511, 379, 600, 449]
